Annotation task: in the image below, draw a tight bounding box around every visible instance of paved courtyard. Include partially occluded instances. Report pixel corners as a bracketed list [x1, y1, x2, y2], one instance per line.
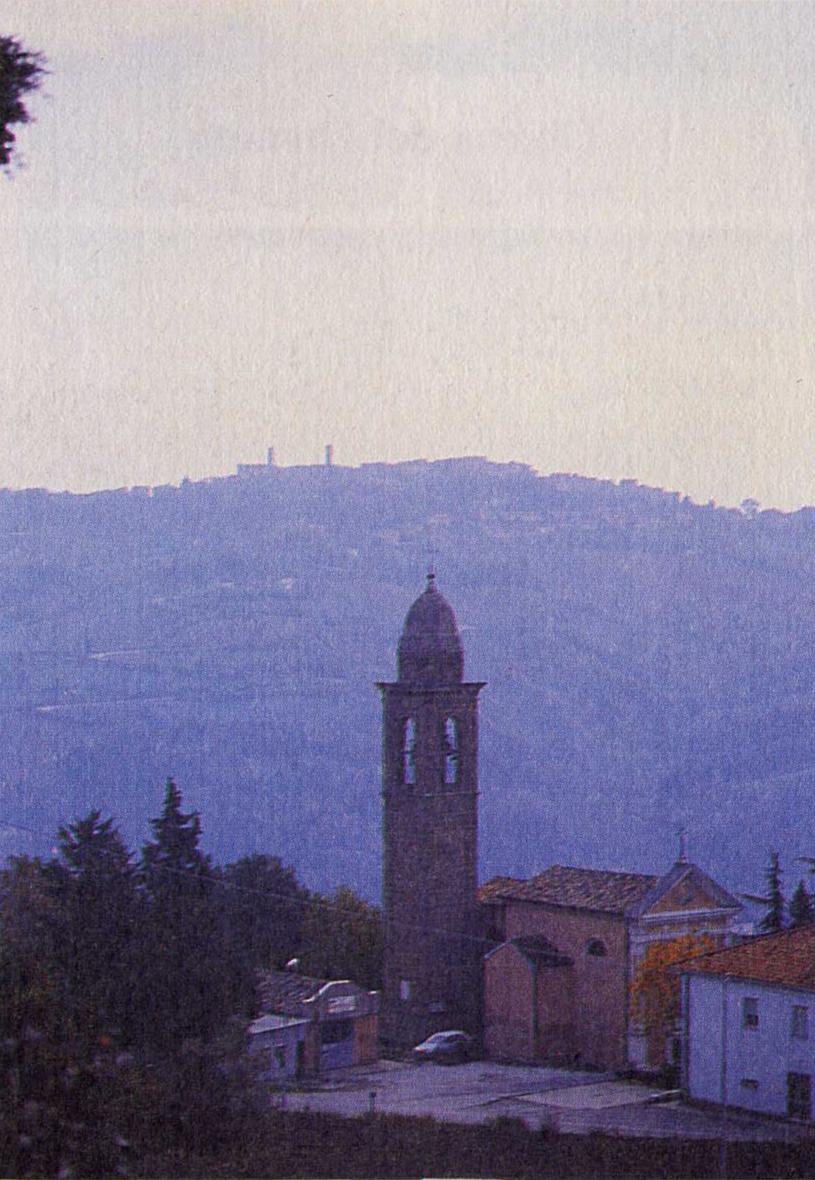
[280, 1060, 815, 1142]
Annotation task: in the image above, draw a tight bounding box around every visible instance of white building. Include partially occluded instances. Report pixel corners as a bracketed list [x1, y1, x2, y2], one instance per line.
[679, 924, 815, 1120]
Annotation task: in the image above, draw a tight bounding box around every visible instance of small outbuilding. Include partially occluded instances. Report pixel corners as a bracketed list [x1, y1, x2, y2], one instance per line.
[483, 936, 574, 1062]
[249, 971, 380, 1080]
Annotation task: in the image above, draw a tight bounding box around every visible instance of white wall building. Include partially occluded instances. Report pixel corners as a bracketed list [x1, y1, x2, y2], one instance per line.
[679, 925, 815, 1120]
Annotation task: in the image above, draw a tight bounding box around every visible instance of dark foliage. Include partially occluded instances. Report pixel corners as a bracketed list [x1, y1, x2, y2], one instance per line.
[0, 36, 45, 169]
[743, 850, 786, 933]
[789, 878, 815, 928]
[221, 853, 308, 1011]
[46, 811, 141, 1044]
[134, 1107, 815, 1179]
[300, 885, 384, 991]
[0, 785, 384, 1176]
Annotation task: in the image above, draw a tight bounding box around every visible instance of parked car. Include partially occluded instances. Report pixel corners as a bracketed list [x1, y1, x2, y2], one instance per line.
[411, 1030, 474, 1064]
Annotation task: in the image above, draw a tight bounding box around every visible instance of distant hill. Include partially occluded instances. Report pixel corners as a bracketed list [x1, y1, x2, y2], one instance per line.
[1, 458, 814, 902]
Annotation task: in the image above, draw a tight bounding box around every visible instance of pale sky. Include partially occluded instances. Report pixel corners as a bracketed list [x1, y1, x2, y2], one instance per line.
[1, 0, 814, 507]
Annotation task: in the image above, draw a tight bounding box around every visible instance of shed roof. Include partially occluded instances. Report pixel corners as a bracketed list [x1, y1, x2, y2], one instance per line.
[510, 935, 573, 968]
[248, 1013, 308, 1035]
[679, 924, 815, 991]
[257, 970, 326, 1015]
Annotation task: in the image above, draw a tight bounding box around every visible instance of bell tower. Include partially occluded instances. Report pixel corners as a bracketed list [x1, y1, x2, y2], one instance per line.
[378, 574, 485, 1048]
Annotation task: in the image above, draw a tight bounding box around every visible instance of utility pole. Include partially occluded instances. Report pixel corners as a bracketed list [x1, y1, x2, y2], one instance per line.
[718, 974, 730, 1179]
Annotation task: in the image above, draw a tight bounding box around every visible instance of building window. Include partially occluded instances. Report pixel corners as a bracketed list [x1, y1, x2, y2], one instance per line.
[740, 1078, 759, 1091]
[586, 938, 607, 957]
[742, 997, 759, 1029]
[402, 718, 416, 784]
[399, 979, 411, 1002]
[443, 716, 459, 784]
[792, 1006, 809, 1040]
[321, 1019, 353, 1045]
[788, 1072, 812, 1120]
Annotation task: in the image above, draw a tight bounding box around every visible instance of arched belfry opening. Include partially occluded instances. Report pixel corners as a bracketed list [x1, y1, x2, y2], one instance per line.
[378, 574, 485, 1048]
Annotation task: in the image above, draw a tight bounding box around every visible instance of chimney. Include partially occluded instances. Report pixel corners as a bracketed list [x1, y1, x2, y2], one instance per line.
[325, 444, 333, 466]
[267, 446, 276, 466]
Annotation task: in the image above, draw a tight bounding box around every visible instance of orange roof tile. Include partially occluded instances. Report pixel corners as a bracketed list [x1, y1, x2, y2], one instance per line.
[478, 864, 657, 915]
[477, 875, 524, 902]
[679, 924, 815, 990]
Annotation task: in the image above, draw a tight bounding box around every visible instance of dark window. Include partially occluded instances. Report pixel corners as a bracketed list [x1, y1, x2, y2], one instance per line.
[742, 997, 759, 1029]
[740, 1078, 759, 1091]
[403, 718, 416, 784]
[792, 1006, 809, 1040]
[321, 1019, 353, 1045]
[444, 716, 459, 784]
[586, 939, 607, 957]
[788, 1072, 812, 1120]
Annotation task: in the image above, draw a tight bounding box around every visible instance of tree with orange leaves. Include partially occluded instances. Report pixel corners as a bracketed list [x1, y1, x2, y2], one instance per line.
[630, 933, 718, 1065]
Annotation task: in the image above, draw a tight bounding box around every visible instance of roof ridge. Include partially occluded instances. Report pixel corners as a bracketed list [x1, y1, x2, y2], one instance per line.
[546, 863, 658, 879]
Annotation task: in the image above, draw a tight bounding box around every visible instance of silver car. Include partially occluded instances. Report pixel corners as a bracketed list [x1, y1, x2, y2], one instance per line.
[412, 1030, 474, 1064]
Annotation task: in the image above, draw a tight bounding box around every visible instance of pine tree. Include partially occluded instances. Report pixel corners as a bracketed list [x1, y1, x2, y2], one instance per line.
[789, 879, 815, 928]
[137, 779, 233, 1051]
[743, 850, 785, 933]
[47, 811, 139, 1043]
[0, 36, 45, 170]
[141, 777, 210, 899]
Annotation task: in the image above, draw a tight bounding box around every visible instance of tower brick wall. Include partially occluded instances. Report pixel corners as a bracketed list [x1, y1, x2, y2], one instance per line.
[379, 576, 484, 1049]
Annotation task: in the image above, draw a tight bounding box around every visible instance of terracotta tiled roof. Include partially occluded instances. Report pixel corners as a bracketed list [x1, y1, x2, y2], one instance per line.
[257, 970, 326, 1015]
[678, 924, 815, 990]
[478, 864, 657, 914]
[477, 876, 524, 902]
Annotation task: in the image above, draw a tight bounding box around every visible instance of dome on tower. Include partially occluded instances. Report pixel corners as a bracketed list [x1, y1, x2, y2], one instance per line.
[397, 574, 464, 686]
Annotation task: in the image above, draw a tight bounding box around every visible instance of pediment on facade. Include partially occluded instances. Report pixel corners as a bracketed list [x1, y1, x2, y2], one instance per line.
[630, 862, 742, 919]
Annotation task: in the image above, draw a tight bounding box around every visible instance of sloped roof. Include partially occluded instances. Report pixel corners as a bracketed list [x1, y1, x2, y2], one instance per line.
[478, 875, 524, 902]
[478, 864, 657, 915]
[510, 935, 573, 968]
[257, 970, 326, 1015]
[628, 860, 742, 918]
[248, 1012, 308, 1035]
[678, 924, 815, 991]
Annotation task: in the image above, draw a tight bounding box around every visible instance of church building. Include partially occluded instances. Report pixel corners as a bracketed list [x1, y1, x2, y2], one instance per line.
[379, 576, 743, 1064]
[480, 856, 743, 1069]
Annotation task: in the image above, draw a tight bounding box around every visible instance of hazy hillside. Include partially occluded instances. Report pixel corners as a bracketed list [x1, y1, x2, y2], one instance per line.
[1, 458, 814, 901]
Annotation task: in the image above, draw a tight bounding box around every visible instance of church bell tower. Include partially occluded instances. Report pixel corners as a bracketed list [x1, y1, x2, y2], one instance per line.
[378, 574, 485, 1048]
